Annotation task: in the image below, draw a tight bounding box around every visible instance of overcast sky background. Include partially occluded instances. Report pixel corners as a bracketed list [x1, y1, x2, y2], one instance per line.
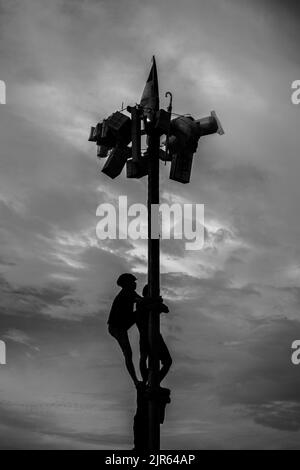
[0, 0, 300, 449]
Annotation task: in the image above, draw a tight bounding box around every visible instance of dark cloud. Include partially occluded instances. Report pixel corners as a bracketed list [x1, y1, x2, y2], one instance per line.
[0, 399, 131, 449]
[247, 402, 300, 432]
[0, 273, 72, 318]
[214, 318, 300, 432]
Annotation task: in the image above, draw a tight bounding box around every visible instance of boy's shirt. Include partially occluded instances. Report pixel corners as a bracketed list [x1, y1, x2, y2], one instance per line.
[135, 299, 169, 334]
[108, 289, 141, 329]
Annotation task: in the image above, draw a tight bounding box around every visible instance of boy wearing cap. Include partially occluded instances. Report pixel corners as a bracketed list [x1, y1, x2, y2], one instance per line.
[108, 273, 142, 388]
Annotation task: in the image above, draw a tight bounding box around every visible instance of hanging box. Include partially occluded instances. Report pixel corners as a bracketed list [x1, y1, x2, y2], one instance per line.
[94, 122, 102, 144]
[197, 115, 218, 136]
[107, 112, 132, 144]
[88, 126, 97, 142]
[170, 116, 199, 147]
[97, 145, 110, 159]
[169, 151, 194, 184]
[155, 109, 171, 136]
[96, 120, 115, 147]
[126, 156, 149, 179]
[101, 146, 131, 179]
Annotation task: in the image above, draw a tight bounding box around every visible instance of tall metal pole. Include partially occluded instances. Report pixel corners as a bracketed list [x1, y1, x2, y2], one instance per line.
[147, 128, 161, 451]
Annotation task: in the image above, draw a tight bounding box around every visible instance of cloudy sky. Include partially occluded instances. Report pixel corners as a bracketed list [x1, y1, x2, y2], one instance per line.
[0, 0, 300, 450]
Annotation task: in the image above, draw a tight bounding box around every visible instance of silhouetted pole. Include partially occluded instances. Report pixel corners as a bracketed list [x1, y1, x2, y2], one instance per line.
[88, 54, 224, 453]
[147, 130, 161, 451]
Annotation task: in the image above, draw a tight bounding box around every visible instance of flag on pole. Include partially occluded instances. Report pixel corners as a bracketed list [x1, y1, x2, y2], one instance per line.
[140, 56, 159, 121]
